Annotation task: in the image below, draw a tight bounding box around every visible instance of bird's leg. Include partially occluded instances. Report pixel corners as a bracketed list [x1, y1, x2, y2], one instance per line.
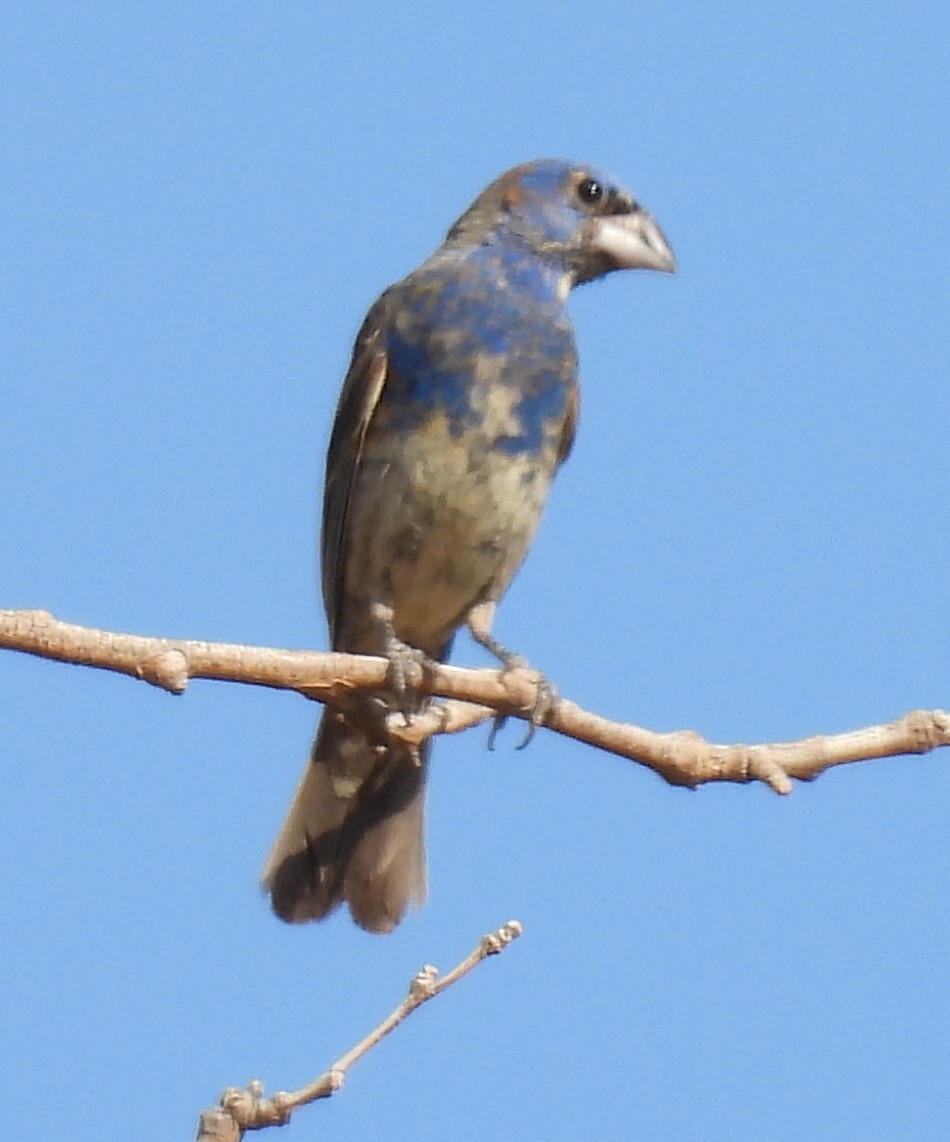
[466, 601, 556, 748]
[466, 601, 525, 670]
[370, 600, 428, 724]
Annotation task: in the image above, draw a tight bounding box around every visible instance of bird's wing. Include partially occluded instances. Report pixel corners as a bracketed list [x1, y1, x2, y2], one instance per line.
[555, 375, 579, 467]
[321, 292, 393, 642]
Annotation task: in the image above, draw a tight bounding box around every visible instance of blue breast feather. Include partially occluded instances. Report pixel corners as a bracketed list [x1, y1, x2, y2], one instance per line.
[383, 245, 576, 456]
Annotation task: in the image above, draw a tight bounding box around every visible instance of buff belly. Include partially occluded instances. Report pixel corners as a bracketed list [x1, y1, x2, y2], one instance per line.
[337, 410, 556, 656]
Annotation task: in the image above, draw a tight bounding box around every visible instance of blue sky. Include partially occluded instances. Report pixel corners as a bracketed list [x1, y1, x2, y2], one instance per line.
[3, 3, 950, 1139]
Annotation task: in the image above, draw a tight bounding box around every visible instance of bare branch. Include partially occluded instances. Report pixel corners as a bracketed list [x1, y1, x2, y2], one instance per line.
[193, 920, 524, 1139]
[4, 607, 949, 793]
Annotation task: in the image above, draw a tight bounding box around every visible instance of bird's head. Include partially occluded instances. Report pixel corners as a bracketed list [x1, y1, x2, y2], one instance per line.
[446, 159, 676, 286]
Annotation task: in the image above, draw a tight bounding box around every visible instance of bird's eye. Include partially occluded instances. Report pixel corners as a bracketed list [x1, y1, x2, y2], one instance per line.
[577, 177, 604, 205]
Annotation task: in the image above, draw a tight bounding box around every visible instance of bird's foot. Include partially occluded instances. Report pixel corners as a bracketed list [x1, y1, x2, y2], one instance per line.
[371, 601, 429, 723]
[467, 602, 556, 749]
[486, 669, 558, 750]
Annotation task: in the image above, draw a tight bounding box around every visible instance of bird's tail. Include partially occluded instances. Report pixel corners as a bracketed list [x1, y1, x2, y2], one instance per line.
[261, 712, 427, 934]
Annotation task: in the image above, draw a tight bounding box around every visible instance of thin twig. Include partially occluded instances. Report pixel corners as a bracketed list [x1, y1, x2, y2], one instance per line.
[193, 920, 523, 1139]
[4, 607, 950, 793]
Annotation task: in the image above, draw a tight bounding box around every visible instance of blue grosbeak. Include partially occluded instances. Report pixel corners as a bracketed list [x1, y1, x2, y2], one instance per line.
[262, 159, 675, 932]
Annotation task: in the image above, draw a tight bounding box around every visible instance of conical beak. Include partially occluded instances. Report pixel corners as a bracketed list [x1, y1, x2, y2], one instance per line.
[592, 207, 676, 273]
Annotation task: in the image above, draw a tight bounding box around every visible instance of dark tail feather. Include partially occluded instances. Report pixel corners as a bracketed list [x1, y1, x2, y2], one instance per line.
[261, 712, 427, 934]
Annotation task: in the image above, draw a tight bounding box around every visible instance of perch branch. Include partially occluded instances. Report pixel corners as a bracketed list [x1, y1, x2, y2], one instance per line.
[194, 919, 524, 1140]
[4, 608, 950, 794]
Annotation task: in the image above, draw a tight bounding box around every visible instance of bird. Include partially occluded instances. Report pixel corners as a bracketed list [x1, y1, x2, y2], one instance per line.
[261, 158, 675, 933]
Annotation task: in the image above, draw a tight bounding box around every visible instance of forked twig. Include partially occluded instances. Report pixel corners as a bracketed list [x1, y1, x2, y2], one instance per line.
[4, 608, 950, 793]
[194, 920, 524, 1140]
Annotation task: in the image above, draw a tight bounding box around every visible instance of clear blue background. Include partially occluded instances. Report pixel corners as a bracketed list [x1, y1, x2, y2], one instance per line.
[3, 3, 949, 1139]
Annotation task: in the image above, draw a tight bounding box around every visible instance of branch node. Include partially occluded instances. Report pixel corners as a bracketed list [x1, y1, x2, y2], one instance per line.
[266, 1091, 293, 1121]
[746, 748, 794, 795]
[135, 648, 189, 693]
[410, 963, 439, 1000]
[904, 708, 945, 752]
[194, 1106, 242, 1142]
[484, 919, 524, 954]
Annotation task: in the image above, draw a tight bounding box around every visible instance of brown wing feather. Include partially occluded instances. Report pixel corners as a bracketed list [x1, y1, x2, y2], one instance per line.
[321, 294, 393, 643]
[556, 380, 580, 467]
